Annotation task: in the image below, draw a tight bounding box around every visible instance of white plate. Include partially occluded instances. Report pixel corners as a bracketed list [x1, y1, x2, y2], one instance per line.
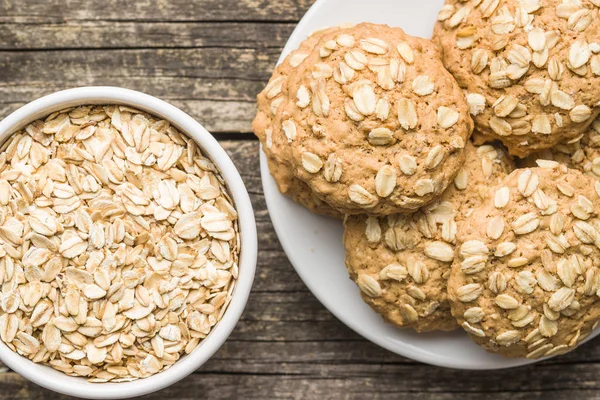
[260, 0, 599, 369]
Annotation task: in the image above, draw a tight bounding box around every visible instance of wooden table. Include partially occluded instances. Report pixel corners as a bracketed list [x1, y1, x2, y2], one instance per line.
[1, 1, 600, 398]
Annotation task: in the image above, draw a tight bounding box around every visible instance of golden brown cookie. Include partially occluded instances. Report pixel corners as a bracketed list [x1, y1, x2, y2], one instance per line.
[343, 141, 512, 332]
[269, 22, 473, 216]
[265, 154, 342, 218]
[254, 27, 343, 216]
[434, 0, 600, 158]
[449, 163, 600, 358]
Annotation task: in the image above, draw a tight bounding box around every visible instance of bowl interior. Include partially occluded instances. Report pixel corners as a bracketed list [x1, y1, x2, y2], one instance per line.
[0, 87, 257, 399]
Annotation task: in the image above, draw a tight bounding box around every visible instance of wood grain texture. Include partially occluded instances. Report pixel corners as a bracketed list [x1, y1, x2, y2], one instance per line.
[0, 0, 313, 22]
[0, 1, 305, 134]
[3, 1, 600, 399]
[0, 47, 278, 133]
[0, 22, 295, 50]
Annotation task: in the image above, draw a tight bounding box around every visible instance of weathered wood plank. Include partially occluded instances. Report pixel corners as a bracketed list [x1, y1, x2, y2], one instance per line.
[0, 0, 315, 23]
[0, 48, 276, 92]
[0, 48, 282, 133]
[5, 363, 600, 400]
[0, 22, 295, 50]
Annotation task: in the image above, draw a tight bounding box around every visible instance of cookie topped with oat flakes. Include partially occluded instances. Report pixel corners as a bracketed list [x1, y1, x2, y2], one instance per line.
[266, 22, 473, 216]
[254, 27, 343, 217]
[448, 163, 600, 358]
[434, 0, 600, 158]
[343, 141, 513, 332]
[265, 154, 342, 218]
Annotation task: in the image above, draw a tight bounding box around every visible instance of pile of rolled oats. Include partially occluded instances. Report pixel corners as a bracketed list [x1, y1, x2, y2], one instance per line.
[0, 105, 239, 382]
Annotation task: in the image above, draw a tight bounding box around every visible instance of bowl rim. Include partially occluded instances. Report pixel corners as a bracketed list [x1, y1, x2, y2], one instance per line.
[0, 86, 257, 399]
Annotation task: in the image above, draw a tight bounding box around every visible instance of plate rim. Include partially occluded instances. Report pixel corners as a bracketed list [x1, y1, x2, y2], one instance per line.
[259, 0, 599, 370]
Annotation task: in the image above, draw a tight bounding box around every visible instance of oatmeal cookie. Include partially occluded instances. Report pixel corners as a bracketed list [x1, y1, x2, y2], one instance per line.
[449, 163, 600, 358]
[343, 141, 512, 332]
[265, 154, 342, 218]
[271, 22, 473, 215]
[434, 0, 600, 158]
[254, 27, 343, 216]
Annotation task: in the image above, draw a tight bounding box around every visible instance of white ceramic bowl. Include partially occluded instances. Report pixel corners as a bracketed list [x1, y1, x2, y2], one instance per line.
[0, 87, 257, 398]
